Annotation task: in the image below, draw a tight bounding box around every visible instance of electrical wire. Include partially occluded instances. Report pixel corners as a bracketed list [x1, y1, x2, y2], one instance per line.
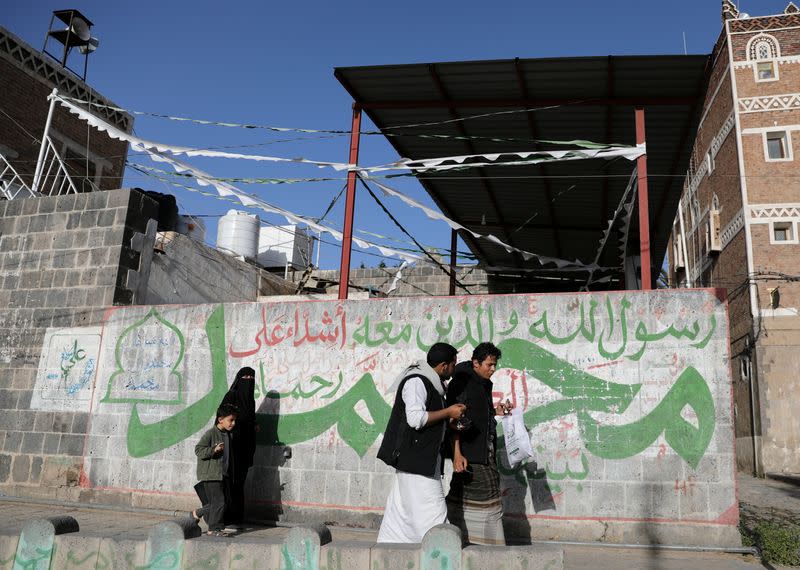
[357, 173, 472, 294]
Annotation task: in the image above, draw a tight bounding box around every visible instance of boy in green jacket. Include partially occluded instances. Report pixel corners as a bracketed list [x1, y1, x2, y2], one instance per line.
[192, 403, 238, 536]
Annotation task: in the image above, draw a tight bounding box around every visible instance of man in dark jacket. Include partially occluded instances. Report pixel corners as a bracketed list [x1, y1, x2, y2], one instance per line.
[445, 342, 511, 545]
[376, 342, 466, 543]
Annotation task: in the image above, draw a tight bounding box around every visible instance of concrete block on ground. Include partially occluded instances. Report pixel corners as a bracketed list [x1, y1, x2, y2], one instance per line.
[51, 535, 101, 569]
[98, 537, 147, 569]
[0, 534, 19, 569]
[319, 540, 373, 570]
[369, 543, 420, 570]
[48, 515, 79, 534]
[182, 537, 228, 569]
[228, 537, 282, 569]
[145, 521, 186, 569]
[461, 544, 563, 570]
[282, 524, 331, 569]
[14, 519, 58, 570]
[422, 524, 462, 569]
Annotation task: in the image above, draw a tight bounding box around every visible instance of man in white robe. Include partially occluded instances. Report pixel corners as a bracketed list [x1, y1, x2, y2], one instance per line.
[376, 343, 465, 543]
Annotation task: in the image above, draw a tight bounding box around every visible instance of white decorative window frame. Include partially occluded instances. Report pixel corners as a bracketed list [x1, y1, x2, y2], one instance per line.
[768, 221, 799, 244]
[747, 33, 782, 83]
[749, 203, 800, 245]
[753, 60, 779, 83]
[763, 130, 793, 162]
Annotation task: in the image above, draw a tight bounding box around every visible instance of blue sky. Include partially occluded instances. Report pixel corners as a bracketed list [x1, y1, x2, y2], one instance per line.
[4, 1, 794, 270]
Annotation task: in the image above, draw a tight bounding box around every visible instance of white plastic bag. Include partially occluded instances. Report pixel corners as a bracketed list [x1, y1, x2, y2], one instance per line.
[501, 407, 534, 468]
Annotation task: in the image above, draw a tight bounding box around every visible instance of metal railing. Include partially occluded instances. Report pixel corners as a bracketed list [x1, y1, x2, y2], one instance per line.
[0, 151, 36, 200]
[31, 136, 79, 197]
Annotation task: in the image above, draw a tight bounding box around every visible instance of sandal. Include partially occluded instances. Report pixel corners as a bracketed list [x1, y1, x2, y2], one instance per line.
[189, 510, 200, 523]
[206, 530, 234, 537]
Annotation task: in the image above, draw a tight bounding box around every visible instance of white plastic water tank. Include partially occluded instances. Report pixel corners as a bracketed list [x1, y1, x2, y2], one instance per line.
[216, 210, 260, 258]
[175, 215, 206, 243]
[257, 224, 314, 269]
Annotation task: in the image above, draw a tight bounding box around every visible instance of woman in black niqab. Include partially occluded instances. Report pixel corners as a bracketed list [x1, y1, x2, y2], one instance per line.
[220, 366, 257, 527]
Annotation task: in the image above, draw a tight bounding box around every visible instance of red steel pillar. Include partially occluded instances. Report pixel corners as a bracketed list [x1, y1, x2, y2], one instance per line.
[635, 108, 652, 290]
[337, 105, 362, 300]
[449, 228, 458, 295]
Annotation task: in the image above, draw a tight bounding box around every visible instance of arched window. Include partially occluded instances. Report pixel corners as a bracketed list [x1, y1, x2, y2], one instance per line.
[747, 34, 780, 81]
[711, 194, 720, 212]
[748, 34, 780, 60]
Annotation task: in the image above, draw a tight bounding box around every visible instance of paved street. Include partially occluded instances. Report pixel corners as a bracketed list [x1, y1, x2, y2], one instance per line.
[5, 475, 796, 569]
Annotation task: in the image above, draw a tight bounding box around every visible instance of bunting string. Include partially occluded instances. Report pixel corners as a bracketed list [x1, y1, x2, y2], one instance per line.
[57, 95, 643, 174]
[59, 94, 624, 148]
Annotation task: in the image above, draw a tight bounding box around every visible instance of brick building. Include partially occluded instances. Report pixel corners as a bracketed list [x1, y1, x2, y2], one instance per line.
[668, 1, 800, 475]
[0, 25, 131, 195]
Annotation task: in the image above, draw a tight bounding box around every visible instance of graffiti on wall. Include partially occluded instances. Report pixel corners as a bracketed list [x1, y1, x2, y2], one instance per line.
[34, 291, 734, 523]
[31, 326, 101, 412]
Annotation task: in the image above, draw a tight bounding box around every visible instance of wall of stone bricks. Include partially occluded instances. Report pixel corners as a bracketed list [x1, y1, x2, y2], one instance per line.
[669, 10, 800, 475]
[0, 189, 157, 494]
[1, 284, 740, 546]
[730, 15, 800, 474]
[302, 265, 489, 297]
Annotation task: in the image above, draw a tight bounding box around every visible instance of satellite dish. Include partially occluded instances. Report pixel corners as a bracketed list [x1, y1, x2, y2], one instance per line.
[69, 16, 92, 42]
[739, 12, 750, 18]
[79, 37, 99, 55]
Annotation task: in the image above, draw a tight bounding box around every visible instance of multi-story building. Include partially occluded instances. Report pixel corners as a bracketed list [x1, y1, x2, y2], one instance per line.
[668, 1, 800, 475]
[0, 24, 131, 196]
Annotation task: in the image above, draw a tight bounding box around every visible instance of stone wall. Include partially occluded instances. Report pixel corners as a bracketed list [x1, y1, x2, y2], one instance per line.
[0, 189, 299, 496]
[0, 189, 155, 494]
[299, 265, 489, 297]
[145, 232, 295, 305]
[1, 285, 740, 546]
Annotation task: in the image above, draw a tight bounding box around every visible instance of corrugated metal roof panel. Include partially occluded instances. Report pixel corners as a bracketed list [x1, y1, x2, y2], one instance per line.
[336, 54, 709, 290]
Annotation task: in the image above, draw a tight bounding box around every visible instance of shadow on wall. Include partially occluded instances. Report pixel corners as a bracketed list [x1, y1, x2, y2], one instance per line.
[245, 391, 286, 521]
[501, 461, 557, 545]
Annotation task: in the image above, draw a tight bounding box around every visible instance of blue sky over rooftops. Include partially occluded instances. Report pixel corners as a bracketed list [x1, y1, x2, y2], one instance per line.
[3, 1, 793, 269]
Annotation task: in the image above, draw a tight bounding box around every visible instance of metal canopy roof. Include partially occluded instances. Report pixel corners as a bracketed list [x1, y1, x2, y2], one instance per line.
[335, 55, 710, 291]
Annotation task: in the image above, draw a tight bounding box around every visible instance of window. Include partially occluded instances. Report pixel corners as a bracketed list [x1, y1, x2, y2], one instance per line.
[747, 34, 780, 82]
[772, 222, 794, 242]
[769, 221, 798, 244]
[765, 131, 792, 161]
[757, 61, 776, 80]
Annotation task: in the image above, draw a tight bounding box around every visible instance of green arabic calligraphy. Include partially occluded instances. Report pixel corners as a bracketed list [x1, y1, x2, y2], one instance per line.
[415, 305, 519, 351]
[256, 372, 391, 458]
[125, 306, 227, 458]
[529, 296, 716, 361]
[578, 365, 714, 469]
[59, 340, 86, 384]
[352, 315, 412, 347]
[494, 338, 716, 482]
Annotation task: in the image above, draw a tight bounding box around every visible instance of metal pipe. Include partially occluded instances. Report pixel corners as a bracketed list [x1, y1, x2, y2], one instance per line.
[747, 352, 763, 476]
[32, 89, 58, 194]
[449, 228, 457, 296]
[634, 108, 651, 290]
[527, 538, 758, 556]
[337, 105, 362, 300]
[677, 199, 693, 287]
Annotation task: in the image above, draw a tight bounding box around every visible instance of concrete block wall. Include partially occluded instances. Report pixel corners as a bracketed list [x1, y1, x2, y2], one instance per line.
[303, 265, 489, 297]
[2, 286, 740, 546]
[145, 231, 296, 305]
[0, 189, 156, 496]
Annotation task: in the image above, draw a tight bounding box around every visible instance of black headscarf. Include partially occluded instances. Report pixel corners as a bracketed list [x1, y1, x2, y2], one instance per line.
[222, 366, 256, 426]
